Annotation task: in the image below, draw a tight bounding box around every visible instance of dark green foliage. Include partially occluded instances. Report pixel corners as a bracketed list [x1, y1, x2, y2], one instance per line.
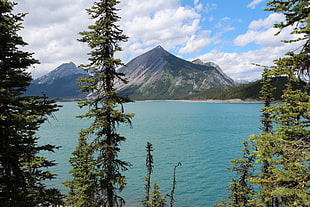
[63, 135, 98, 207]
[216, 80, 268, 100]
[181, 85, 232, 100]
[65, 0, 133, 206]
[0, 1, 60, 206]
[228, 141, 255, 206]
[259, 68, 275, 133]
[250, 68, 310, 206]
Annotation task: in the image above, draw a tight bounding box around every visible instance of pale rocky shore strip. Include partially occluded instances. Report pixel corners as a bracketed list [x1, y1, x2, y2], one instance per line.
[60, 99, 264, 103]
[139, 99, 264, 103]
[176, 99, 264, 103]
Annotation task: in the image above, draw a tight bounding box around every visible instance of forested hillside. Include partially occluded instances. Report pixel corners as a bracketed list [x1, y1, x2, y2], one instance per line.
[182, 77, 305, 100]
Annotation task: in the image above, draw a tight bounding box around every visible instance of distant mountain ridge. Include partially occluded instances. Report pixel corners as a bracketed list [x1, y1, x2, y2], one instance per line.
[25, 62, 89, 99]
[116, 45, 236, 99]
[35, 62, 87, 85]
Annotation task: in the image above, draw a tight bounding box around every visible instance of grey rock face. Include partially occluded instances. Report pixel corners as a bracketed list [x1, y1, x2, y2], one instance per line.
[117, 46, 235, 99]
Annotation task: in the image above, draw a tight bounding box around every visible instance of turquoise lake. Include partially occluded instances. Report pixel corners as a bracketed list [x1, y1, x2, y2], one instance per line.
[38, 101, 263, 206]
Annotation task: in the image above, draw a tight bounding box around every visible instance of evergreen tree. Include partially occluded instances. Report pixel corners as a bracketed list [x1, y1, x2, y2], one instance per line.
[147, 182, 167, 207]
[66, 0, 133, 206]
[228, 141, 255, 207]
[143, 142, 154, 207]
[63, 135, 98, 207]
[259, 68, 275, 134]
[0, 1, 60, 206]
[248, 68, 278, 206]
[250, 59, 310, 206]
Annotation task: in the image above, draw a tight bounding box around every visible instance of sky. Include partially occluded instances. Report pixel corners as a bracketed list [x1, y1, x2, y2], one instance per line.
[14, 0, 302, 81]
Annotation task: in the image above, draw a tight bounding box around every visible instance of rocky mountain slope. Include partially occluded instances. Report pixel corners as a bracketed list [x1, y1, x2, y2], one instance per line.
[25, 62, 89, 99]
[117, 45, 236, 99]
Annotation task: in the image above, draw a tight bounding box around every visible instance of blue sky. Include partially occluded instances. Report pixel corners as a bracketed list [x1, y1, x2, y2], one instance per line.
[15, 0, 301, 80]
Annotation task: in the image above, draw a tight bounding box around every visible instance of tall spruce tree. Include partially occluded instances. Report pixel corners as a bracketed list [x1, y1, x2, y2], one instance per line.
[143, 142, 154, 207]
[248, 68, 278, 206]
[0, 1, 60, 206]
[63, 135, 98, 207]
[250, 59, 310, 206]
[65, 0, 133, 206]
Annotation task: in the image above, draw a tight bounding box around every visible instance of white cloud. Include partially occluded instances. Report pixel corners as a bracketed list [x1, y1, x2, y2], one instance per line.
[195, 3, 203, 12]
[15, 0, 92, 78]
[214, 22, 235, 33]
[247, 0, 265, 9]
[197, 40, 303, 80]
[234, 27, 284, 47]
[193, 0, 203, 11]
[119, 0, 179, 19]
[233, 13, 296, 47]
[197, 50, 261, 80]
[120, 5, 202, 59]
[205, 3, 217, 14]
[179, 31, 215, 54]
[123, 7, 200, 37]
[249, 13, 285, 30]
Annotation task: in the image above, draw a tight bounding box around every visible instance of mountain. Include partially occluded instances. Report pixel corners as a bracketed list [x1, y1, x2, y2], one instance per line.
[25, 62, 89, 99]
[116, 45, 236, 100]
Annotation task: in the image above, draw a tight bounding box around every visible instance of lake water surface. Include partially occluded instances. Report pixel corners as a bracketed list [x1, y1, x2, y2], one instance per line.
[38, 101, 263, 206]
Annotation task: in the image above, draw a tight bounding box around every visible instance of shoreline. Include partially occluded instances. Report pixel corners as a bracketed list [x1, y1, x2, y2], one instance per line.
[57, 98, 264, 104]
[137, 99, 264, 104]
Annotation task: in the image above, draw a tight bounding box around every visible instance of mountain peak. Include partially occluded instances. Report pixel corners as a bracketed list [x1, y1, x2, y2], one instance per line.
[191, 59, 231, 82]
[26, 62, 89, 99]
[144, 45, 169, 56]
[192, 58, 204, 65]
[55, 62, 76, 70]
[154, 45, 165, 51]
[34, 62, 87, 85]
[140, 45, 171, 58]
